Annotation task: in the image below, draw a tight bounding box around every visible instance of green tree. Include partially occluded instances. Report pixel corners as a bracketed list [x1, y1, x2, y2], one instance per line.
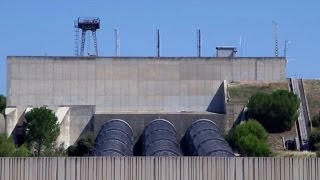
[226, 120, 271, 157]
[25, 107, 60, 156]
[0, 133, 30, 157]
[0, 95, 6, 114]
[247, 90, 299, 133]
[67, 132, 94, 156]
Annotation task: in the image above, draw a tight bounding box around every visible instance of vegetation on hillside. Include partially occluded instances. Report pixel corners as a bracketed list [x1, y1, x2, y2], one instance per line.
[226, 120, 271, 157]
[246, 90, 299, 133]
[25, 107, 60, 156]
[0, 134, 30, 157]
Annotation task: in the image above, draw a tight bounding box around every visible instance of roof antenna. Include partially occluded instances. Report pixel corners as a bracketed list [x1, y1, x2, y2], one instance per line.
[157, 29, 161, 57]
[239, 35, 243, 57]
[273, 21, 279, 57]
[114, 29, 120, 57]
[197, 29, 202, 57]
[284, 40, 291, 58]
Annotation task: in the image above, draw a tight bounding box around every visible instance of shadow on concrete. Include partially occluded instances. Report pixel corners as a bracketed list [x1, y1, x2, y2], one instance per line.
[206, 82, 225, 114]
[231, 108, 245, 129]
[76, 116, 94, 142]
[133, 135, 143, 156]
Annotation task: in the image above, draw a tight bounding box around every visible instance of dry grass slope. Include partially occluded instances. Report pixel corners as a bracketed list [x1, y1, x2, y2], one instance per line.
[227, 81, 289, 103]
[303, 80, 320, 119]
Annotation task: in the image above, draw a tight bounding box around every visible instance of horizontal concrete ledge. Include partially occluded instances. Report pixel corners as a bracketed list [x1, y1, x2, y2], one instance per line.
[7, 56, 286, 60]
[5, 107, 16, 115]
[94, 111, 223, 115]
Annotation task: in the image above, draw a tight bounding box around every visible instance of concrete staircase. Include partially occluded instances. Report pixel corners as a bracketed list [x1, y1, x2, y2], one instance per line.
[291, 78, 310, 150]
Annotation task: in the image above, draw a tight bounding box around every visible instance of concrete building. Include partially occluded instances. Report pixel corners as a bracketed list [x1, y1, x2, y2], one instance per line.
[216, 47, 237, 58]
[5, 56, 286, 147]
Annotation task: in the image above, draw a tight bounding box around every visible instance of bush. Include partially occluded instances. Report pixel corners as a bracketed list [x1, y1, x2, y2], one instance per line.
[247, 90, 299, 133]
[309, 129, 320, 151]
[67, 132, 94, 156]
[237, 134, 271, 157]
[0, 134, 30, 157]
[226, 120, 271, 157]
[13, 145, 30, 157]
[226, 119, 268, 147]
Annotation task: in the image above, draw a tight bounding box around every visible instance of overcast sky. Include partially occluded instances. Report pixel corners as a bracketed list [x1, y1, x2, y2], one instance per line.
[1, 0, 320, 95]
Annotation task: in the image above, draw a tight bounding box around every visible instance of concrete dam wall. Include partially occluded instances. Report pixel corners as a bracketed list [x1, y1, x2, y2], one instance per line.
[7, 56, 286, 113]
[5, 56, 286, 146]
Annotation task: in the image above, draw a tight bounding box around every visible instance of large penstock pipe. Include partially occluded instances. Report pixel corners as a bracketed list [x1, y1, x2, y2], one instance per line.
[143, 119, 182, 156]
[181, 119, 234, 156]
[94, 119, 134, 156]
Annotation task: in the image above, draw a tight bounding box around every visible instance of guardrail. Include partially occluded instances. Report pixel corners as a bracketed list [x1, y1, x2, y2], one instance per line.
[291, 78, 309, 150]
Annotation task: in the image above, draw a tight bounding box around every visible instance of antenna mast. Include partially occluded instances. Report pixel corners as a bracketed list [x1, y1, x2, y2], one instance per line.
[74, 20, 79, 56]
[114, 29, 120, 57]
[197, 29, 201, 57]
[284, 40, 290, 57]
[273, 21, 279, 57]
[239, 35, 242, 57]
[157, 29, 161, 57]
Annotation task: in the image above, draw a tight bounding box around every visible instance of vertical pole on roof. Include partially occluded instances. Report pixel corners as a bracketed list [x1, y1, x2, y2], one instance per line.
[197, 29, 201, 57]
[157, 29, 161, 57]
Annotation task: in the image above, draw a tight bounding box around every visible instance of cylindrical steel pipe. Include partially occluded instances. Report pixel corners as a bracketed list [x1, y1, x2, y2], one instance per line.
[94, 119, 134, 156]
[181, 119, 234, 156]
[143, 119, 182, 156]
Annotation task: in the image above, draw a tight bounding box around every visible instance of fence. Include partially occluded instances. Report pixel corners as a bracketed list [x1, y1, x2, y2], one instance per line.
[0, 157, 319, 180]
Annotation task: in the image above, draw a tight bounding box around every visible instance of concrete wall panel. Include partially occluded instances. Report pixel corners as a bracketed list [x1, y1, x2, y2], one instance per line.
[248, 60, 256, 81]
[264, 60, 273, 80]
[256, 60, 265, 81]
[220, 60, 232, 81]
[232, 60, 241, 81]
[7, 57, 286, 113]
[240, 60, 249, 80]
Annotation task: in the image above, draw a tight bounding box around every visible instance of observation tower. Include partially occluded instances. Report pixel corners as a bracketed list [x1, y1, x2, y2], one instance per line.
[74, 17, 100, 56]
